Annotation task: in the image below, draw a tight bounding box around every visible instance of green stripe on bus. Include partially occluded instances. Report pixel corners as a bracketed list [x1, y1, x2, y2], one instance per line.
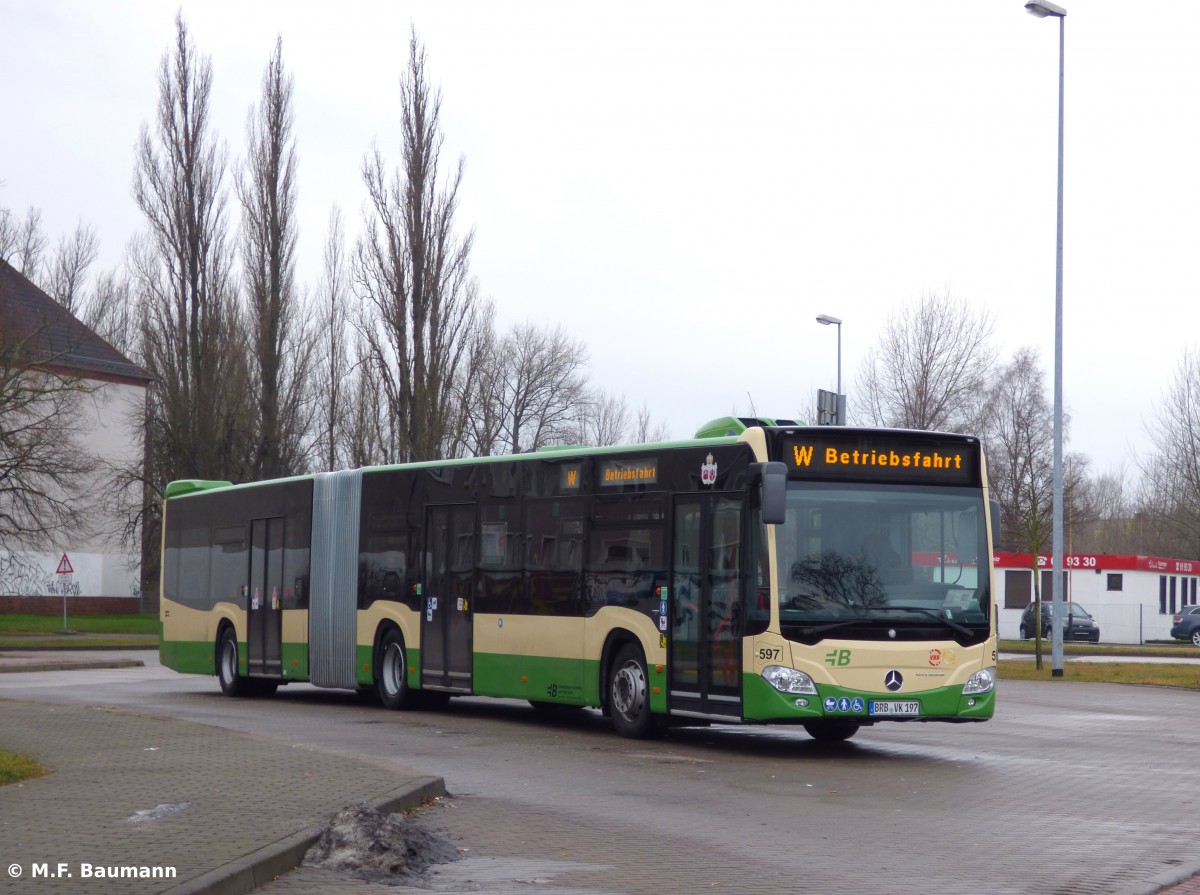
[743, 674, 995, 721]
[159, 638, 215, 676]
[281, 642, 308, 680]
[473, 652, 603, 706]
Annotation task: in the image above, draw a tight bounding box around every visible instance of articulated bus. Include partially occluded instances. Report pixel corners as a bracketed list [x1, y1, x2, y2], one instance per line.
[159, 418, 998, 741]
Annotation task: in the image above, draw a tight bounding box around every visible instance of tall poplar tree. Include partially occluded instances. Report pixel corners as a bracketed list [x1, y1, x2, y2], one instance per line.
[238, 37, 309, 478]
[355, 30, 480, 463]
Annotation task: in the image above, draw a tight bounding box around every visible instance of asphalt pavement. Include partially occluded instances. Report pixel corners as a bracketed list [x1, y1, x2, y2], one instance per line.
[4, 648, 1200, 895]
[0, 649, 443, 895]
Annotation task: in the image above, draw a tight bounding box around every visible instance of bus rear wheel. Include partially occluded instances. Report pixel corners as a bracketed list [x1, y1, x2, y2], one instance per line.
[216, 628, 248, 697]
[375, 629, 409, 710]
[803, 721, 860, 743]
[608, 644, 658, 739]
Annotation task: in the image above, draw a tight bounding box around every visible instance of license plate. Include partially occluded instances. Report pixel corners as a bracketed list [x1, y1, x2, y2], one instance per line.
[869, 700, 920, 717]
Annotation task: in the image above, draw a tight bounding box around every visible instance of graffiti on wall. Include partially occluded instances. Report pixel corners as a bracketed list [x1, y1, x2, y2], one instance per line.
[0, 550, 138, 598]
[0, 551, 54, 596]
[44, 575, 82, 598]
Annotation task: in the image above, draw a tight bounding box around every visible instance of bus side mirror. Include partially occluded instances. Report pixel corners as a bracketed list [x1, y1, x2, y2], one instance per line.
[989, 499, 1001, 550]
[758, 461, 788, 525]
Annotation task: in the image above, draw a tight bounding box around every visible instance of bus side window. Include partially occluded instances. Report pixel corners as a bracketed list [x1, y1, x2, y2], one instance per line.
[479, 501, 520, 614]
[737, 507, 770, 636]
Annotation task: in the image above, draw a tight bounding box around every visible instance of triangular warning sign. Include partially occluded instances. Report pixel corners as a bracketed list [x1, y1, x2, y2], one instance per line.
[56, 553, 74, 574]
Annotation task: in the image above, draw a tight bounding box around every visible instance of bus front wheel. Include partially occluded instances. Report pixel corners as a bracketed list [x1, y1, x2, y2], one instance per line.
[608, 644, 658, 739]
[375, 629, 409, 710]
[216, 628, 248, 697]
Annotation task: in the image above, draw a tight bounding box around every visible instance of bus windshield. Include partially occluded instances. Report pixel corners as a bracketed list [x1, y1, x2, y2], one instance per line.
[775, 481, 990, 635]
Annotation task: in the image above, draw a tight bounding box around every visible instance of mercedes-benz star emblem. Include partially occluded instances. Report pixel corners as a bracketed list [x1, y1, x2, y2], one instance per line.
[884, 670, 904, 692]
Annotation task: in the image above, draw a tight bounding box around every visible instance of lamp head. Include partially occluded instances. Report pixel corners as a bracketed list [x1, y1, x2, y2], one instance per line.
[815, 314, 842, 326]
[1025, 0, 1066, 18]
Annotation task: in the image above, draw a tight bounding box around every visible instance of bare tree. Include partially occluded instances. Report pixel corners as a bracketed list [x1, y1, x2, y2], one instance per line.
[1067, 459, 1137, 554]
[0, 305, 97, 547]
[0, 206, 14, 263]
[577, 391, 631, 447]
[44, 223, 100, 314]
[493, 322, 589, 453]
[81, 265, 138, 356]
[446, 298, 499, 458]
[632, 403, 672, 444]
[981, 347, 1059, 665]
[573, 393, 671, 446]
[132, 12, 250, 485]
[125, 13, 253, 597]
[354, 30, 481, 463]
[856, 289, 996, 433]
[313, 207, 352, 471]
[238, 36, 309, 478]
[1135, 348, 1200, 557]
[982, 347, 1057, 555]
[343, 336, 392, 468]
[0, 206, 48, 276]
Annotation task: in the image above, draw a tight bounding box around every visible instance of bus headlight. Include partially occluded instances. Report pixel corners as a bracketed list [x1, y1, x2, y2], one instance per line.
[762, 665, 818, 695]
[962, 667, 996, 695]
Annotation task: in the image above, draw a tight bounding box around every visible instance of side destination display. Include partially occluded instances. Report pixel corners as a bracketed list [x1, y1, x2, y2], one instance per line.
[778, 432, 980, 486]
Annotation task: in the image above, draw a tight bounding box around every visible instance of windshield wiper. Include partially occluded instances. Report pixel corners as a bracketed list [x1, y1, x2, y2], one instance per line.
[871, 605, 975, 639]
[802, 619, 863, 636]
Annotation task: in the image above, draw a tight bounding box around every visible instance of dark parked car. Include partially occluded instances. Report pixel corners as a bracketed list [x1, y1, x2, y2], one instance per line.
[1019, 601, 1100, 642]
[1170, 605, 1200, 645]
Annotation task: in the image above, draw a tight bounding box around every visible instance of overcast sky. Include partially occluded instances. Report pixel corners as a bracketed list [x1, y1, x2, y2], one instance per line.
[2, 0, 1195, 474]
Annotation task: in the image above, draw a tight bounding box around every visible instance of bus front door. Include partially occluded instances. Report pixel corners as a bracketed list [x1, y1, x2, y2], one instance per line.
[670, 495, 743, 722]
[421, 505, 474, 693]
[247, 517, 283, 677]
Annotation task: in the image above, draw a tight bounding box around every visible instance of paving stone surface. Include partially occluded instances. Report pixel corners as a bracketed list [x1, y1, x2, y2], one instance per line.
[0, 699, 439, 894]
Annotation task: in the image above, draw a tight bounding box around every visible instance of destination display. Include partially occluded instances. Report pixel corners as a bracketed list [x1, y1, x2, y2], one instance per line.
[776, 433, 979, 486]
[598, 458, 658, 486]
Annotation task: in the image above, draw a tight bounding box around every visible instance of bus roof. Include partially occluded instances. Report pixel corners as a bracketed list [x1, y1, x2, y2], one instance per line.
[162, 434, 743, 500]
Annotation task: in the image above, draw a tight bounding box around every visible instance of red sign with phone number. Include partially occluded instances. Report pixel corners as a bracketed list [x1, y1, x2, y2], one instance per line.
[994, 552, 1197, 574]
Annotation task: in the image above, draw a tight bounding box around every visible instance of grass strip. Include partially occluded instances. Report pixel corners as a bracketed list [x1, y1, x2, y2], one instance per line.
[0, 614, 157, 635]
[0, 749, 45, 786]
[1000, 659, 1200, 689]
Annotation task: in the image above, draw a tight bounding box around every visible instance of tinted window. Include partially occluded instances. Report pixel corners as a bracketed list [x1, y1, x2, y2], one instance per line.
[478, 501, 521, 613]
[211, 524, 247, 608]
[586, 495, 665, 615]
[523, 498, 587, 616]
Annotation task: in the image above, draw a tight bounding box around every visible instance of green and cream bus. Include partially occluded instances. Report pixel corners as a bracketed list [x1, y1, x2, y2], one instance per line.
[159, 418, 998, 741]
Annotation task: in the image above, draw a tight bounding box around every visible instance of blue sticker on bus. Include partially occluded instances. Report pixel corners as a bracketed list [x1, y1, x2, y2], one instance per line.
[851, 697, 864, 712]
[823, 697, 837, 712]
[837, 697, 851, 712]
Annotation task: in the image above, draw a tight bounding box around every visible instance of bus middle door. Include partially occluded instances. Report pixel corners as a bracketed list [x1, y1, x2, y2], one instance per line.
[247, 516, 284, 677]
[421, 505, 474, 692]
[670, 495, 744, 722]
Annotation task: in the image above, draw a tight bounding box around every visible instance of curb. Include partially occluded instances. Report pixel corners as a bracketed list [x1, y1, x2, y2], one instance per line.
[0, 642, 158, 652]
[161, 775, 446, 895]
[0, 658, 146, 673]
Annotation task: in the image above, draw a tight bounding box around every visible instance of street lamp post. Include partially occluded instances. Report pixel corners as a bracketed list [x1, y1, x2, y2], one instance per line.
[1026, 0, 1067, 677]
[816, 314, 844, 424]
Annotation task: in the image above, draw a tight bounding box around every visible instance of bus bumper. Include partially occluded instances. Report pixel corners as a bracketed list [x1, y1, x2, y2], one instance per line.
[742, 674, 996, 723]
